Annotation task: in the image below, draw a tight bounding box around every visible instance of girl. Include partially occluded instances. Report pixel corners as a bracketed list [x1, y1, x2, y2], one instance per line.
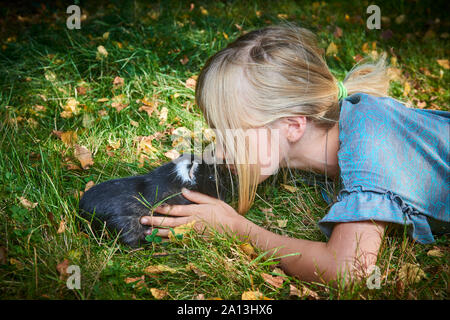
[140, 25, 449, 284]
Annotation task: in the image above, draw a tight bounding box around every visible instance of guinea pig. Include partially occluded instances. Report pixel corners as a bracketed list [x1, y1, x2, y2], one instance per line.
[78, 153, 229, 247]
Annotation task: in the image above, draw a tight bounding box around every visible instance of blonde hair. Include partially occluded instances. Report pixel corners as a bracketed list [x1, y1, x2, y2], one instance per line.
[195, 24, 390, 214]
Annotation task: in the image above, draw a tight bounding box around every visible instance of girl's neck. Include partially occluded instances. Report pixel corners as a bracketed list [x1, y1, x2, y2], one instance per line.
[281, 122, 340, 179]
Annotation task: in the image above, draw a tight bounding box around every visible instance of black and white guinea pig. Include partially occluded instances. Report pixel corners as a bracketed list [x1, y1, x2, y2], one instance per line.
[78, 153, 228, 247]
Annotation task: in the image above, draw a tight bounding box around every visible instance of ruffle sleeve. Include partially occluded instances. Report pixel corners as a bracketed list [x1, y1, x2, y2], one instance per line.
[318, 185, 436, 244]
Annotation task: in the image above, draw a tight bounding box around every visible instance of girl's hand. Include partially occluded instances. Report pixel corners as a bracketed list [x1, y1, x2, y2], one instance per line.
[139, 188, 242, 238]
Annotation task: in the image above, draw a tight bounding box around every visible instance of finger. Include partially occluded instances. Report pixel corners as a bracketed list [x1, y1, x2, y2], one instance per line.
[152, 203, 200, 217]
[181, 188, 218, 205]
[142, 215, 192, 228]
[144, 228, 170, 238]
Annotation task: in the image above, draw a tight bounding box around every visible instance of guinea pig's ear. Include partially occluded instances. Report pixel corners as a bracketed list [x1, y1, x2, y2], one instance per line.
[188, 161, 199, 180]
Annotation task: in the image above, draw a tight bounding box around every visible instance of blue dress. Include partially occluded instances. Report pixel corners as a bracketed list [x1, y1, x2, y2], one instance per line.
[318, 93, 450, 244]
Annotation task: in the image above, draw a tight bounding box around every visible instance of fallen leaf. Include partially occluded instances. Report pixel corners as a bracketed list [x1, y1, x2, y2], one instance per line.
[289, 284, 319, 299]
[57, 219, 66, 234]
[150, 288, 168, 299]
[84, 181, 95, 192]
[19, 196, 37, 209]
[185, 76, 197, 89]
[199, 6, 208, 15]
[124, 276, 146, 290]
[281, 184, 298, 193]
[395, 14, 405, 24]
[168, 220, 196, 242]
[241, 290, 273, 300]
[74, 145, 94, 170]
[180, 55, 189, 65]
[102, 32, 109, 40]
[186, 263, 207, 277]
[277, 219, 288, 228]
[261, 273, 284, 288]
[60, 131, 78, 146]
[107, 138, 121, 150]
[139, 105, 156, 117]
[97, 45, 108, 58]
[427, 248, 444, 258]
[113, 76, 124, 88]
[76, 86, 87, 95]
[436, 59, 449, 69]
[56, 259, 70, 280]
[97, 98, 109, 103]
[333, 26, 343, 38]
[326, 42, 338, 56]
[403, 81, 411, 96]
[158, 107, 168, 124]
[398, 263, 426, 285]
[239, 243, 257, 259]
[144, 264, 177, 274]
[164, 149, 180, 160]
[136, 136, 159, 156]
[130, 120, 139, 127]
[61, 98, 80, 118]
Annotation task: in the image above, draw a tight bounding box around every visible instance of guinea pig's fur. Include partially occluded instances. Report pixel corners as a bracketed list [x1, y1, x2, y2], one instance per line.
[78, 154, 228, 247]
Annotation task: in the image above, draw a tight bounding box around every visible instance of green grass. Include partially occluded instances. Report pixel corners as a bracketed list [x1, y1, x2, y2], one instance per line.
[0, 0, 448, 299]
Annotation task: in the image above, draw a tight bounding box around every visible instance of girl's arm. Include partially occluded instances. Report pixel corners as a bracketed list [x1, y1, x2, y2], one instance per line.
[232, 216, 386, 283]
[142, 188, 386, 284]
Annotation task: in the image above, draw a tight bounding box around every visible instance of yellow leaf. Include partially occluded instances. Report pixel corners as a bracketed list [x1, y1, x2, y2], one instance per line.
[241, 290, 273, 300]
[326, 42, 338, 56]
[168, 220, 196, 242]
[403, 81, 411, 97]
[60, 131, 78, 146]
[107, 138, 121, 150]
[199, 6, 208, 15]
[57, 219, 66, 234]
[97, 98, 109, 102]
[150, 288, 168, 299]
[144, 264, 177, 274]
[436, 59, 449, 69]
[281, 184, 298, 193]
[239, 243, 257, 259]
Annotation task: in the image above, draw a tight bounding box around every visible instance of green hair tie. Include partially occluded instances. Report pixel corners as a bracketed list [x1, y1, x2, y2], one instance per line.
[337, 81, 348, 100]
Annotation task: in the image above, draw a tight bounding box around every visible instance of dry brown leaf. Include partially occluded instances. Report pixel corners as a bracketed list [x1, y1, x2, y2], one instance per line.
[427, 248, 444, 258]
[97, 98, 109, 103]
[241, 290, 273, 300]
[124, 275, 146, 290]
[74, 145, 94, 170]
[333, 26, 343, 38]
[398, 263, 426, 285]
[185, 76, 197, 89]
[56, 259, 70, 279]
[130, 120, 139, 127]
[84, 181, 95, 192]
[180, 55, 189, 65]
[76, 86, 87, 95]
[150, 288, 168, 299]
[57, 219, 66, 234]
[261, 273, 284, 288]
[107, 138, 121, 150]
[403, 81, 411, 96]
[61, 98, 80, 118]
[164, 149, 180, 160]
[19, 196, 37, 209]
[186, 263, 207, 277]
[289, 284, 319, 299]
[139, 105, 156, 117]
[113, 76, 124, 87]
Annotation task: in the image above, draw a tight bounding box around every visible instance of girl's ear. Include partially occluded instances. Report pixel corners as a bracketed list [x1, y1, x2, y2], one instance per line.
[284, 116, 307, 143]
